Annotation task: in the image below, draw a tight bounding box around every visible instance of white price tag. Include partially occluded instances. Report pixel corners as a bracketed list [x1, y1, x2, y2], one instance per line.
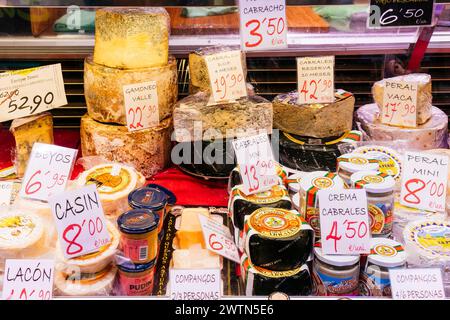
[297, 56, 335, 104]
[2, 259, 54, 300]
[169, 268, 221, 300]
[198, 215, 240, 263]
[319, 189, 371, 255]
[400, 152, 448, 212]
[239, 0, 287, 51]
[0, 64, 67, 122]
[48, 185, 111, 259]
[381, 81, 418, 127]
[205, 50, 247, 104]
[0, 181, 13, 208]
[232, 133, 278, 195]
[19, 143, 77, 202]
[123, 81, 159, 131]
[390, 268, 446, 300]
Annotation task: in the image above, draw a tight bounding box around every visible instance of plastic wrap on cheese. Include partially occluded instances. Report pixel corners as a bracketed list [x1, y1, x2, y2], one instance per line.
[80, 115, 172, 178]
[356, 104, 449, 150]
[372, 73, 432, 125]
[84, 56, 178, 125]
[93, 7, 170, 69]
[173, 92, 272, 142]
[272, 90, 355, 138]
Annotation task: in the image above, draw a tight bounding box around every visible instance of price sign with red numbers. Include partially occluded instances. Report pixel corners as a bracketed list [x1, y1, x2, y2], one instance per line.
[205, 50, 247, 104]
[48, 185, 111, 259]
[297, 56, 335, 104]
[318, 189, 371, 255]
[232, 133, 278, 195]
[238, 0, 287, 51]
[123, 81, 159, 131]
[198, 215, 240, 263]
[400, 152, 448, 212]
[381, 81, 418, 127]
[2, 259, 54, 300]
[19, 143, 77, 202]
[0, 64, 67, 122]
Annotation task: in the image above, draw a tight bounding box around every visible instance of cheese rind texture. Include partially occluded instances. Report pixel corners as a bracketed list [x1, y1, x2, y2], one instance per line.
[80, 115, 172, 178]
[84, 56, 178, 125]
[273, 90, 355, 138]
[356, 104, 449, 150]
[174, 92, 273, 142]
[189, 46, 247, 94]
[10, 112, 54, 178]
[372, 73, 432, 125]
[93, 7, 170, 69]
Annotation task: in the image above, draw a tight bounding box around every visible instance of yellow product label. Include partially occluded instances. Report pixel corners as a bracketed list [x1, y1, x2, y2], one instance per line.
[349, 157, 368, 165]
[249, 208, 301, 239]
[238, 185, 287, 204]
[414, 224, 450, 255]
[378, 158, 399, 177]
[254, 265, 303, 278]
[85, 166, 132, 194]
[363, 175, 384, 184]
[368, 205, 385, 235]
[305, 207, 320, 234]
[312, 177, 334, 189]
[373, 244, 397, 257]
[0, 216, 35, 241]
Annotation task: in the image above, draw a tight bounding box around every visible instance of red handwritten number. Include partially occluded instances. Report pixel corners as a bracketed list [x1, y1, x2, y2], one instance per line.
[25, 170, 42, 195]
[326, 221, 341, 253]
[209, 234, 224, 251]
[243, 165, 259, 193]
[63, 224, 83, 255]
[403, 178, 426, 204]
[245, 19, 262, 48]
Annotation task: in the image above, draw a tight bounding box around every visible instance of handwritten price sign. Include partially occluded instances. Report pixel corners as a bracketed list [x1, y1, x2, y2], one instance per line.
[368, 0, 434, 28]
[381, 81, 418, 127]
[319, 189, 371, 255]
[400, 152, 448, 212]
[297, 56, 335, 104]
[123, 81, 159, 131]
[389, 268, 446, 300]
[0, 64, 67, 122]
[232, 133, 278, 195]
[205, 50, 247, 104]
[2, 259, 54, 300]
[19, 143, 77, 202]
[239, 0, 287, 51]
[170, 268, 221, 300]
[49, 185, 110, 259]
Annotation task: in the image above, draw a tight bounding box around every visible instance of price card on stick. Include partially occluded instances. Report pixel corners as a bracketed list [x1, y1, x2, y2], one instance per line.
[0, 64, 67, 122]
[297, 56, 335, 104]
[2, 259, 54, 300]
[48, 185, 111, 259]
[205, 50, 247, 104]
[389, 268, 446, 300]
[123, 81, 159, 131]
[232, 133, 278, 195]
[318, 189, 371, 255]
[169, 268, 221, 300]
[19, 143, 77, 202]
[198, 215, 240, 263]
[400, 152, 448, 212]
[0, 181, 13, 208]
[381, 81, 418, 127]
[238, 0, 287, 51]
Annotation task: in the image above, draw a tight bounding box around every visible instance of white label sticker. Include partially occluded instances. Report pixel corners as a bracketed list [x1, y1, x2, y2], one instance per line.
[297, 56, 335, 104]
[389, 268, 446, 300]
[381, 80, 418, 127]
[123, 81, 159, 131]
[169, 269, 221, 300]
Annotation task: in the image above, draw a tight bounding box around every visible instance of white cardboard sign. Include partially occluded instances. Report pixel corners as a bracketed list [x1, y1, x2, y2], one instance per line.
[297, 56, 335, 104]
[169, 268, 221, 300]
[123, 81, 159, 131]
[389, 268, 446, 300]
[381, 80, 418, 127]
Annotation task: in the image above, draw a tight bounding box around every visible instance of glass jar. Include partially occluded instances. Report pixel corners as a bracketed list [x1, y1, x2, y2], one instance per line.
[117, 260, 156, 296]
[337, 153, 379, 185]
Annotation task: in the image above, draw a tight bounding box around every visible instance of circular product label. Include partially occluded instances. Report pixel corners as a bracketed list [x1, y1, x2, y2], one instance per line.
[306, 208, 320, 235]
[85, 166, 132, 194]
[368, 204, 385, 235]
[349, 157, 368, 165]
[373, 244, 397, 257]
[249, 208, 301, 239]
[410, 222, 450, 257]
[238, 185, 287, 204]
[355, 146, 402, 181]
[312, 177, 334, 189]
[363, 175, 384, 184]
[0, 216, 35, 241]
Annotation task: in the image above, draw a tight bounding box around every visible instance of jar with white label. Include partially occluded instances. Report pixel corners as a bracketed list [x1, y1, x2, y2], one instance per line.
[350, 170, 395, 237]
[337, 153, 379, 185]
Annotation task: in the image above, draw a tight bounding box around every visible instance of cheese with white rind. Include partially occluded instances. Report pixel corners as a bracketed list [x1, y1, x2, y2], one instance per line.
[174, 92, 273, 142]
[80, 115, 172, 178]
[84, 55, 178, 125]
[356, 104, 449, 150]
[372, 73, 432, 125]
[273, 90, 355, 138]
[189, 46, 247, 94]
[93, 7, 170, 69]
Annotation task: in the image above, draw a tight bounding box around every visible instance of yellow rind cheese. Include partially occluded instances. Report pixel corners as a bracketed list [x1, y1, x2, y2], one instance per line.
[176, 208, 210, 250]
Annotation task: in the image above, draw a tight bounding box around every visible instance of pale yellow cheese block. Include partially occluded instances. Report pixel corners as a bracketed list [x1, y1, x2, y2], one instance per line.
[176, 208, 210, 250]
[172, 248, 220, 269]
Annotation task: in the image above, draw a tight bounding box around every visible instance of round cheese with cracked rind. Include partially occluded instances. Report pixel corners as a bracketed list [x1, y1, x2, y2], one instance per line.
[84, 55, 177, 125]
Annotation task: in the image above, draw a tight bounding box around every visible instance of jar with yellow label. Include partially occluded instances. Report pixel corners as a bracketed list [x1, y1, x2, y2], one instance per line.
[351, 170, 395, 237]
[337, 153, 379, 185]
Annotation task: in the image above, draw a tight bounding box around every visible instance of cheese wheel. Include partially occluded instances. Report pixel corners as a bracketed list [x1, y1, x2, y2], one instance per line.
[356, 104, 449, 150]
[56, 220, 120, 274]
[273, 90, 355, 138]
[84, 55, 178, 125]
[189, 46, 247, 94]
[174, 92, 273, 142]
[80, 115, 172, 178]
[372, 73, 432, 125]
[93, 7, 170, 69]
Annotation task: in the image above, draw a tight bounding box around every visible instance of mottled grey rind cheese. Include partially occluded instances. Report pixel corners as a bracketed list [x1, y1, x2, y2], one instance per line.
[189, 46, 247, 94]
[93, 7, 170, 69]
[80, 114, 172, 178]
[273, 90, 355, 138]
[173, 92, 273, 142]
[372, 73, 432, 125]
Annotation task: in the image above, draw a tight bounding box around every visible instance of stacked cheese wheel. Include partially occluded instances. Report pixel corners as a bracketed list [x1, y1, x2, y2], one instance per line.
[82, 7, 176, 178]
